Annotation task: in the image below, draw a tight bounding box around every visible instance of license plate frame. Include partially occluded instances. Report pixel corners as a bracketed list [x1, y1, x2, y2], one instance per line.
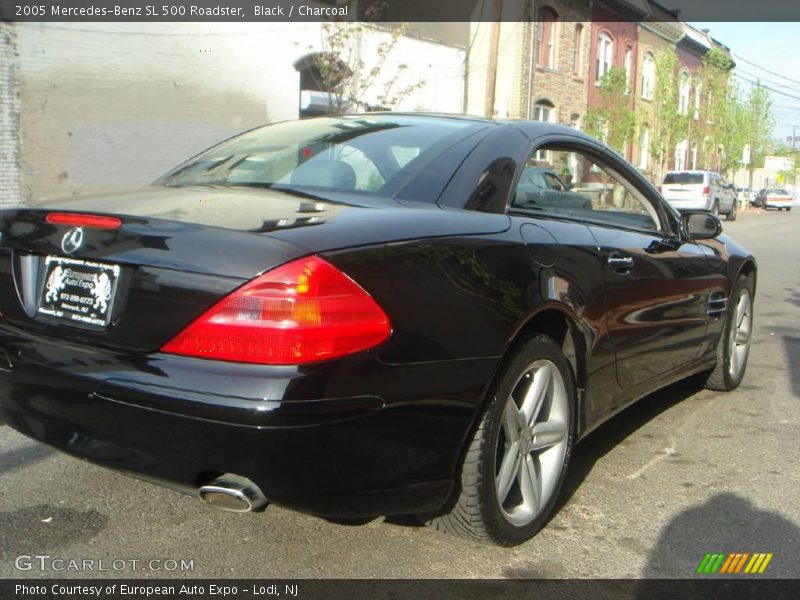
[37, 256, 121, 329]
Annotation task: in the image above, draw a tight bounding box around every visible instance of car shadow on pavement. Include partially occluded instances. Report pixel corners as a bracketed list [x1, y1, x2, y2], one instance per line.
[782, 336, 800, 398]
[0, 442, 53, 474]
[0, 503, 109, 562]
[556, 374, 707, 513]
[637, 492, 800, 582]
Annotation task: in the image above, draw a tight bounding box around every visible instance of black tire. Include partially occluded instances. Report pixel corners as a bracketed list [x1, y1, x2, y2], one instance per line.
[727, 201, 737, 221]
[426, 335, 575, 546]
[705, 275, 755, 391]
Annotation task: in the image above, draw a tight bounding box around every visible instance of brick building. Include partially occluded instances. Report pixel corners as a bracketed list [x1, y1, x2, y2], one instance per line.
[635, 18, 683, 181]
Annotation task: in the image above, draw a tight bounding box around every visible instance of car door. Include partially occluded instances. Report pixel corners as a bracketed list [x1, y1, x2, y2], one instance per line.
[516, 138, 716, 398]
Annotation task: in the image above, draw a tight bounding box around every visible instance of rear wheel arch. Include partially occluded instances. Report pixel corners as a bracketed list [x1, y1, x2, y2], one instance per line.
[505, 306, 587, 400]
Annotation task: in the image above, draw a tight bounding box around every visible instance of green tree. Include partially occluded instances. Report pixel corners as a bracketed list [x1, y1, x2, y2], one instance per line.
[695, 47, 743, 175]
[584, 67, 636, 155]
[648, 47, 687, 181]
[742, 81, 775, 188]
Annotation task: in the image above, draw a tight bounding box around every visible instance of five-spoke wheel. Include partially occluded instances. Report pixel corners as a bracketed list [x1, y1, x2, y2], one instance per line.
[496, 360, 569, 527]
[427, 335, 574, 546]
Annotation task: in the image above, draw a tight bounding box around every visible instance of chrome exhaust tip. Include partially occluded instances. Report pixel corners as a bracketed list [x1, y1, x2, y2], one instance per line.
[198, 474, 268, 513]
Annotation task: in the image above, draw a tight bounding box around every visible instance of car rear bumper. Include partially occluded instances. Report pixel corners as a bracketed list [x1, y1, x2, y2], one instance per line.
[0, 325, 499, 517]
[663, 198, 712, 211]
[763, 200, 792, 208]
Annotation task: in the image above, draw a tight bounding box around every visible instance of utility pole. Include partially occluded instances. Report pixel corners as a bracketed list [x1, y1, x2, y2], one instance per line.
[484, 0, 504, 118]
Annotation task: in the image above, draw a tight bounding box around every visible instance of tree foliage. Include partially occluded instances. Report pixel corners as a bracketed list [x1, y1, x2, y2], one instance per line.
[311, 20, 425, 115]
[584, 67, 636, 155]
[647, 47, 686, 181]
[742, 81, 775, 179]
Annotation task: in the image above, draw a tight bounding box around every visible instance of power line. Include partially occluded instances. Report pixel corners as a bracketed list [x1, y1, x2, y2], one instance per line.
[732, 52, 800, 88]
[733, 73, 800, 103]
[735, 67, 800, 94]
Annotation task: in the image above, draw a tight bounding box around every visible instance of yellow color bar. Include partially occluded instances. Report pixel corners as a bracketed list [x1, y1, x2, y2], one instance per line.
[758, 553, 774, 574]
[746, 554, 764, 573]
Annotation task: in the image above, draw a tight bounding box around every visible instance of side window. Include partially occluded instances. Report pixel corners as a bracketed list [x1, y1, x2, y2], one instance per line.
[544, 173, 564, 191]
[512, 145, 662, 231]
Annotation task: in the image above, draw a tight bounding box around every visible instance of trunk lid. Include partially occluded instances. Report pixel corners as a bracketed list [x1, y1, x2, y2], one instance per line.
[0, 185, 509, 352]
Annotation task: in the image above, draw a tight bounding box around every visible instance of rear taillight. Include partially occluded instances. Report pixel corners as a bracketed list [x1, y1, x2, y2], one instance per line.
[657, 185, 663, 194]
[161, 256, 391, 365]
[46, 212, 122, 230]
[703, 186, 710, 195]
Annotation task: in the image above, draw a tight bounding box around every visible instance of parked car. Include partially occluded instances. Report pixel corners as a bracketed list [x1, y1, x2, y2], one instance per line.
[0, 115, 756, 546]
[659, 170, 737, 220]
[754, 188, 793, 211]
[515, 167, 594, 212]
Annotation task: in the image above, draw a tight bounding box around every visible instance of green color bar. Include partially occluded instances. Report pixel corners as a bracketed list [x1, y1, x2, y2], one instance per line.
[697, 554, 712, 574]
[696, 553, 711, 573]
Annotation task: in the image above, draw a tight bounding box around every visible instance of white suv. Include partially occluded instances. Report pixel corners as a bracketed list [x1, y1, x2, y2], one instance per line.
[659, 171, 737, 220]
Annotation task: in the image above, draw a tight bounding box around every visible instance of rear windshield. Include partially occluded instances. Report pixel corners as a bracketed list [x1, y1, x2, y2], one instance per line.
[663, 172, 704, 184]
[767, 189, 789, 195]
[160, 115, 477, 197]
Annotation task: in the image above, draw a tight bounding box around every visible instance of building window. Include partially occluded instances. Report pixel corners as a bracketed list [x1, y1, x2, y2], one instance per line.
[639, 125, 650, 170]
[707, 91, 714, 123]
[675, 139, 688, 171]
[641, 52, 655, 100]
[538, 8, 558, 69]
[596, 32, 613, 81]
[678, 70, 691, 115]
[624, 45, 633, 93]
[694, 82, 702, 121]
[572, 24, 583, 74]
[533, 100, 555, 160]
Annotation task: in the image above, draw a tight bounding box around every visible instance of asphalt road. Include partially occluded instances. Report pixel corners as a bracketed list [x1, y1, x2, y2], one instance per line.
[1, 208, 798, 579]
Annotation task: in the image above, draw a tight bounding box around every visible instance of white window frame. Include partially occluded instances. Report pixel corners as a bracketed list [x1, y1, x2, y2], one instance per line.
[639, 126, 650, 170]
[641, 52, 655, 100]
[678, 70, 691, 115]
[675, 140, 688, 171]
[572, 24, 583, 74]
[624, 46, 633, 94]
[533, 102, 554, 160]
[596, 32, 613, 82]
[694, 82, 702, 121]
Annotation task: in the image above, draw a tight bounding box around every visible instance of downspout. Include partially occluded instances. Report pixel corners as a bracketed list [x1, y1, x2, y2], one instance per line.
[526, 0, 538, 119]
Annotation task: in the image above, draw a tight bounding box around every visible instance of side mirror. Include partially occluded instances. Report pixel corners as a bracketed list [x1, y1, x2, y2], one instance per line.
[564, 183, 573, 191]
[683, 211, 722, 240]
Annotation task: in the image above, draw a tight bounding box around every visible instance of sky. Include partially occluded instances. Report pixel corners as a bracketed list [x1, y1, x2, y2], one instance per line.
[692, 22, 800, 144]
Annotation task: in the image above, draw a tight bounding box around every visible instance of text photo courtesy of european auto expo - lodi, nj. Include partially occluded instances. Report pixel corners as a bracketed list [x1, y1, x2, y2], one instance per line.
[0, 1, 799, 599]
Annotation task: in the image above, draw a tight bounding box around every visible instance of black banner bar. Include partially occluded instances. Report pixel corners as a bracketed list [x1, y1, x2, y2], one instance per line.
[2, 0, 800, 22]
[3, 579, 800, 600]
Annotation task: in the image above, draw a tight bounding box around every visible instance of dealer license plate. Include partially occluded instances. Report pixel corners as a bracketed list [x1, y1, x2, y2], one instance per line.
[37, 256, 120, 328]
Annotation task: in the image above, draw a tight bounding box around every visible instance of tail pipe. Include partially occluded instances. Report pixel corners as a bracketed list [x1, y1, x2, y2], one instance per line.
[198, 474, 268, 513]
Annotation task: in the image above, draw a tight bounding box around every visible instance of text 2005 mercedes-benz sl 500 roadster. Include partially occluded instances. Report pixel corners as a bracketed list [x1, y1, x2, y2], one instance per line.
[0, 114, 755, 545]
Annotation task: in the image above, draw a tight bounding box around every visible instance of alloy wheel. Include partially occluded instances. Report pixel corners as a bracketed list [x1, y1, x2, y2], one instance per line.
[495, 359, 569, 527]
[728, 288, 753, 380]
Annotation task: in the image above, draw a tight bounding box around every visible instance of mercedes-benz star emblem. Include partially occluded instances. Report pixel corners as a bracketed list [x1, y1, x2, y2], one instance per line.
[61, 227, 84, 254]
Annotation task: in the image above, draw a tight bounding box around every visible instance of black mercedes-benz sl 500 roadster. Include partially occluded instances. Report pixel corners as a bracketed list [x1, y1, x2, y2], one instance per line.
[0, 114, 755, 545]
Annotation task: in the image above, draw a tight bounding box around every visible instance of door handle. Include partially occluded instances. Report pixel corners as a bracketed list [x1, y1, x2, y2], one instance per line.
[607, 256, 634, 268]
[608, 255, 634, 274]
